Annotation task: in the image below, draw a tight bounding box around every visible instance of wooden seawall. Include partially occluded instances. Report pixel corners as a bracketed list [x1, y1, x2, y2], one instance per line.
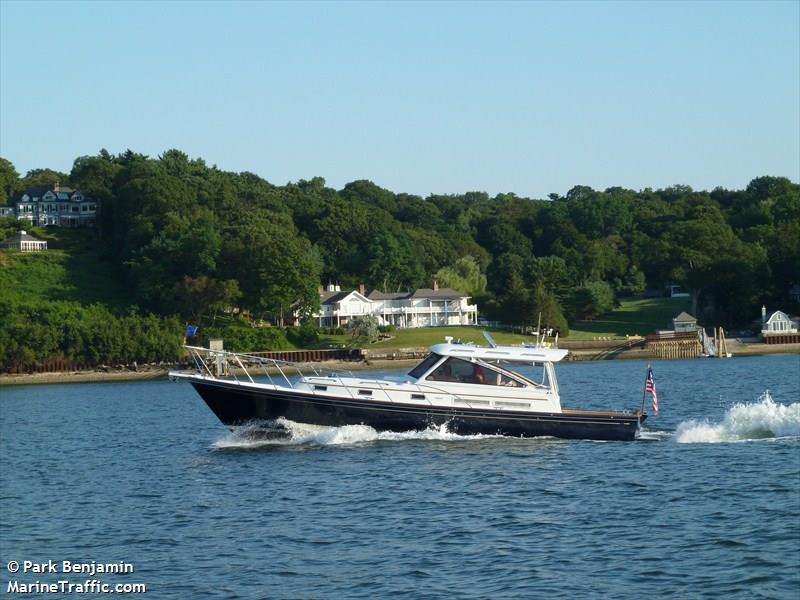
[646, 332, 702, 359]
[246, 348, 364, 362]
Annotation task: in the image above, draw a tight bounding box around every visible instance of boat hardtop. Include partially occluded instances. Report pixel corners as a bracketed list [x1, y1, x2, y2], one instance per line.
[430, 342, 569, 363]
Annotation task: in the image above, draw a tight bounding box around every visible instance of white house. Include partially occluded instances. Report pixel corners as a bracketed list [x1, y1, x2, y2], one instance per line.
[317, 285, 374, 328]
[14, 183, 97, 228]
[315, 282, 478, 329]
[0, 230, 47, 252]
[761, 306, 799, 335]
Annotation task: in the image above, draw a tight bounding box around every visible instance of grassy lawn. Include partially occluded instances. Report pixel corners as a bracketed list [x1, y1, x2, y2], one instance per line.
[373, 326, 535, 347]
[0, 229, 133, 309]
[318, 326, 536, 350]
[567, 297, 692, 340]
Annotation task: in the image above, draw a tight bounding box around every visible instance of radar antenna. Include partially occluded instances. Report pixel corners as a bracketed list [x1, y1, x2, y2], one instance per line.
[482, 330, 498, 348]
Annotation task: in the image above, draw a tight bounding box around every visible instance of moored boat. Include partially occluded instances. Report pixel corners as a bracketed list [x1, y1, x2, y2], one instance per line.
[170, 336, 646, 441]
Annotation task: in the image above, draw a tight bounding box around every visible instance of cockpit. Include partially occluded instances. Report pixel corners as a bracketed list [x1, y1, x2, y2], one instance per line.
[408, 353, 549, 389]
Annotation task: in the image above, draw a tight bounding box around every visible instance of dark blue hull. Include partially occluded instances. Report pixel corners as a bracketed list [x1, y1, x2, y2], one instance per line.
[189, 379, 644, 441]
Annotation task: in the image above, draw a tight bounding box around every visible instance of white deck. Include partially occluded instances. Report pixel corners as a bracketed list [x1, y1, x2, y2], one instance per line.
[173, 371, 561, 413]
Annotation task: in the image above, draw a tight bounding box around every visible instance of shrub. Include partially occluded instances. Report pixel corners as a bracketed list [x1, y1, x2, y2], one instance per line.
[286, 323, 320, 348]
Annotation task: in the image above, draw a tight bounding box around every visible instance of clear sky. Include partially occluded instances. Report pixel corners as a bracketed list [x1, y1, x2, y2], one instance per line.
[1, 0, 798, 198]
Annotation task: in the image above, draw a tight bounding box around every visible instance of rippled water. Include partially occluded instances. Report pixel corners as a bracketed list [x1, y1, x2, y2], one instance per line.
[2, 355, 799, 599]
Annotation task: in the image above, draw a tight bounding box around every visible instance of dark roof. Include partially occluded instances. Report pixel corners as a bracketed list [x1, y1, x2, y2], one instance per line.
[672, 312, 697, 322]
[15, 186, 86, 202]
[1, 230, 46, 244]
[321, 290, 375, 305]
[367, 290, 412, 301]
[320, 291, 350, 305]
[410, 288, 468, 300]
[324, 287, 469, 303]
[14, 187, 49, 202]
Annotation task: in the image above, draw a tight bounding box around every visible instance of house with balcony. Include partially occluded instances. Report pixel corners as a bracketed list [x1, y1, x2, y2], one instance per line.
[13, 183, 97, 228]
[315, 282, 478, 329]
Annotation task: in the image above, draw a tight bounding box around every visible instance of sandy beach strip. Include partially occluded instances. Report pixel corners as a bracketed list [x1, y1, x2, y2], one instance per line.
[0, 358, 421, 386]
[1, 344, 796, 386]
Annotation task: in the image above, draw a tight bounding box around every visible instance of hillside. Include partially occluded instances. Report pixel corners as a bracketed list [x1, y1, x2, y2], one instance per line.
[0, 228, 133, 309]
[0, 228, 183, 370]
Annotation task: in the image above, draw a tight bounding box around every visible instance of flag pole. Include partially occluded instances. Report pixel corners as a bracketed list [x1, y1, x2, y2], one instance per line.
[639, 363, 650, 417]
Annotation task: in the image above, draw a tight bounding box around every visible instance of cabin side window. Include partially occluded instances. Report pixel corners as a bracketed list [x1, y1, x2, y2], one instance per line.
[493, 372, 524, 387]
[408, 353, 442, 379]
[427, 357, 476, 383]
[427, 357, 524, 387]
[515, 362, 549, 388]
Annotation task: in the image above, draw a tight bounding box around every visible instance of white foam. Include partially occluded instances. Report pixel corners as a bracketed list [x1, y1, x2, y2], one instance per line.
[636, 429, 672, 442]
[675, 391, 800, 443]
[213, 418, 507, 449]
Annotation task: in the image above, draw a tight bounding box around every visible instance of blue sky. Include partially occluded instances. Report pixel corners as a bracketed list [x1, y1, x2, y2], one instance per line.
[1, 1, 798, 198]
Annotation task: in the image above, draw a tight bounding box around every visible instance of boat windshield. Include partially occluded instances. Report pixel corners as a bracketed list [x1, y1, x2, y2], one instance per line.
[426, 357, 524, 387]
[408, 353, 442, 379]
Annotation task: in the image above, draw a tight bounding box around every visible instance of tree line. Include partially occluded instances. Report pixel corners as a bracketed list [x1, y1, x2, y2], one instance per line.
[1, 151, 798, 345]
[0, 299, 183, 368]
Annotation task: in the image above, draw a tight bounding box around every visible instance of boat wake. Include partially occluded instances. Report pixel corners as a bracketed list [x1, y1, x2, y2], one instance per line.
[636, 429, 672, 442]
[212, 418, 510, 450]
[211, 391, 800, 448]
[675, 391, 800, 443]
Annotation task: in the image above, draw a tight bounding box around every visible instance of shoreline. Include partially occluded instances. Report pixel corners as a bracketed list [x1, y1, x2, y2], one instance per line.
[1, 343, 797, 386]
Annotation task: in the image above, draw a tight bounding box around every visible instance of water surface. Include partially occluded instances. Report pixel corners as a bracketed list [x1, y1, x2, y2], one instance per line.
[2, 355, 799, 598]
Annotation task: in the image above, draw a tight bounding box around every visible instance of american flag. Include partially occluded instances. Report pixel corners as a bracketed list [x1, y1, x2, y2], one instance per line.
[645, 367, 658, 415]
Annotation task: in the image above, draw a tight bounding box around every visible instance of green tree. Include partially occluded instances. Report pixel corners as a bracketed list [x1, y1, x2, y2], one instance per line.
[434, 255, 487, 295]
[225, 212, 321, 326]
[174, 276, 241, 322]
[366, 231, 425, 291]
[0, 158, 20, 203]
[347, 315, 380, 348]
[570, 281, 615, 320]
[21, 168, 69, 189]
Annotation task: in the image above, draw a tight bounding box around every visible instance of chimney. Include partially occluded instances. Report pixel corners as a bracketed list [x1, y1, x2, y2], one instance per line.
[762, 305, 767, 327]
[335, 283, 341, 292]
[327, 281, 335, 292]
[54, 181, 60, 192]
[318, 284, 324, 296]
[433, 280, 439, 291]
[359, 283, 365, 296]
